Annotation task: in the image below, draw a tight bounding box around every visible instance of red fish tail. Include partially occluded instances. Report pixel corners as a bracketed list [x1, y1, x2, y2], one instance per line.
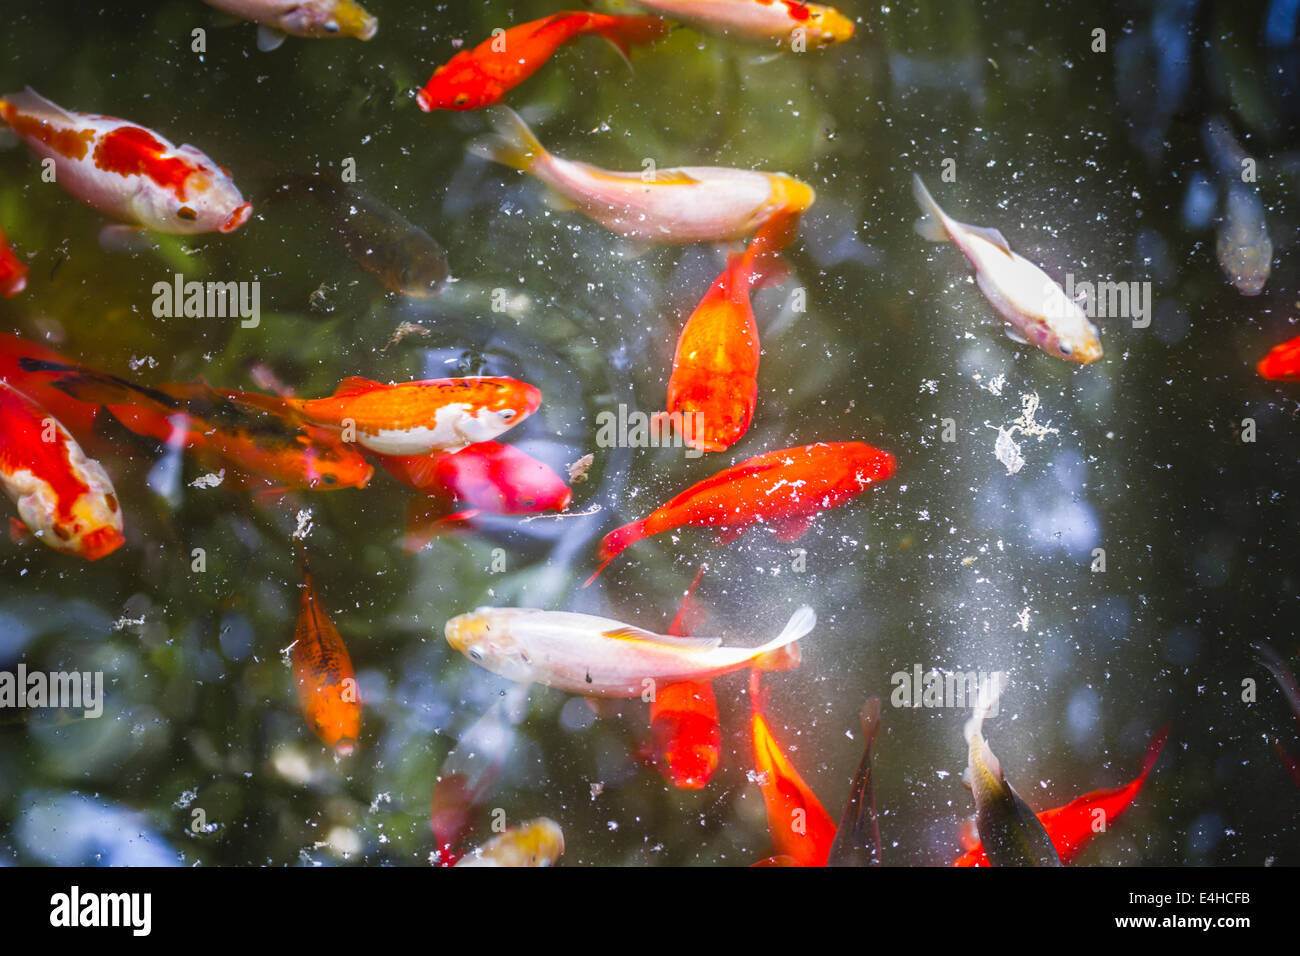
[583, 516, 650, 587]
[589, 14, 670, 65]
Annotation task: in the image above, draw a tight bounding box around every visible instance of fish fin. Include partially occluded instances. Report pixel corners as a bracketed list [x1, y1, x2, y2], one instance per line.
[542, 191, 580, 213]
[330, 376, 386, 398]
[442, 508, 482, 523]
[770, 512, 817, 543]
[600, 626, 721, 650]
[667, 563, 708, 637]
[963, 223, 1013, 256]
[257, 25, 287, 52]
[469, 106, 549, 174]
[593, 14, 670, 67]
[911, 174, 951, 242]
[8, 517, 30, 544]
[962, 672, 1005, 780]
[4, 87, 78, 125]
[97, 224, 155, 255]
[957, 816, 981, 852]
[586, 516, 650, 587]
[751, 605, 816, 670]
[714, 524, 749, 546]
[1004, 325, 1029, 344]
[645, 169, 703, 186]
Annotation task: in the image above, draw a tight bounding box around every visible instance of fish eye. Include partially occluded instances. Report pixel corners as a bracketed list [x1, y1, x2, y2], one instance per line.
[1059, 343, 1073, 356]
[324, 20, 340, 34]
[53, 526, 72, 541]
[106, 493, 119, 513]
[453, 93, 470, 107]
[177, 206, 198, 222]
[468, 647, 484, 662]
[322, 474, 338, 485]
[499, 409, 516, 421]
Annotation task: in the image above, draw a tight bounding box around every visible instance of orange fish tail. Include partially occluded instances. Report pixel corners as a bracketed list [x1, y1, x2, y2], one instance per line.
[589, 14, 670, 63]
[584, 516, 650, 587]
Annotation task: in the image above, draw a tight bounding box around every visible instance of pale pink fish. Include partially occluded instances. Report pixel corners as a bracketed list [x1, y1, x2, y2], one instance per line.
[201, 0, 378, 51]
[471, 107, 815, 245]
[0, 88, 251, 235]
[632, 0, 854, 48]
[445, 605, 814, 698]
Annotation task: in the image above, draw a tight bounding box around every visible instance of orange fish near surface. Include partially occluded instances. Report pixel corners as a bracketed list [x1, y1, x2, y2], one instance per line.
[0, 381, 124, 560]
[257, 376, 541, 457]
[292, 565, 362, 755]
[649, 565, 722, 789]
[749, 672, 836, 866]
[586, 441, 896, 584]
[953, 727, 1169, 866]
[1258, 332, 1300, 381]
[417, 12, 668, 111]
[0, 226, 28, 297]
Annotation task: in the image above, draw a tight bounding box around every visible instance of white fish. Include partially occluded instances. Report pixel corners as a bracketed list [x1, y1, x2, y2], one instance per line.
[630, 0, 855, 48]
[445, 605, 815, 697]
[912, 175, 1102, 364]
[201, 0, 377, 50]
[454, 817, 565, 868]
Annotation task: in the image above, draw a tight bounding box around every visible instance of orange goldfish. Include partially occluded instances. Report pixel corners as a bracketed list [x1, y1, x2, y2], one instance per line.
[0, 381, 123, 560]
[291, 565, 361, 756]
[1258, 332, 1300, 381]
[954, 727, 1169, 866]
[0, 335, 100, 434]
[0, 226, 28, 297]
[417, 12, 668, 111]
[649, 565, 722, 790]
[586, 441, 896, 584]
[631, 0, 854, 48]
[19, 358, 374, 491]
[471, 107, 814, 246]
[0, 88, 251, 235]
[749, 672, 836, 866]
[251, 375, 541, 456]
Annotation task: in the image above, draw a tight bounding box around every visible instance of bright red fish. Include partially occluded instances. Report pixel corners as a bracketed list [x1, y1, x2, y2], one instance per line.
[0, 335, 100, 434]
[953, 727, 1169, 866]
[586, 441, 896, 584]
[749, 672, 836, 866]
[0, 226, 28, 297]
[417, 12, 669, 111]
[649, 565, 722, 790]
[292, 565, 361, 756]
[1258, 332, 1300, 381]
[0, 381, 124, 560]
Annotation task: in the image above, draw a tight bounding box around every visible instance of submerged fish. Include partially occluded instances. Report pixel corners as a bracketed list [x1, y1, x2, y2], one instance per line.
[417, 12, 668, 111]
[912, 175, 1102, 364]
[0, 381, 124, 561]
[955, 727, 1168, 866]
[1203, 116, 1271, 297]
[291, 565, 361, 756]
[827, 697, 883, 866]
[202, 0, 377, 50]
[453, 818, 565, 867]
[445, 604, 814, 698]
[749, 672, 837, 867]
[471, 106, 815, 246]
[0, 335, 100, 434]
[632, 0, 854, 48]
[587, 441, 895, 583]
[962, 677, 1062, 867]
[0, 88, 251, 235]
[0, 226, 28, 298]
[288, 174, 449, 298]
[19, 357, 374, 490]
[1258, 332, 1300, 381]
[252, 375, 541, 456]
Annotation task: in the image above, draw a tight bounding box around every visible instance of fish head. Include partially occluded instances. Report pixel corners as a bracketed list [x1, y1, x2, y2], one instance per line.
[282, 0, 378, 40]
[454, 379, 541, 446]
[1259, 335, 1300, 381]
[795, 5, 856, 47]
[15, 457, 125, 561]
[444, 609, 535, 683]
[132, 149, 252, 235]
[844, 443, 897, 490]
[416, 57, 498, 112]
[301, 433, 375, 490]
[442, 443, 572, 514]
[666, 379, 756, 454]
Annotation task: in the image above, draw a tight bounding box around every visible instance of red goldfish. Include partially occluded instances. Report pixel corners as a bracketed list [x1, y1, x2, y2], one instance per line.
[586, 441, 896, 584]
[471, 107, 815, 246]
[19, 358, 374, 491]
[749, 672, 836, 866]
[373, 441, 572, 550]
[1258, 332, 1300, 381]
[0, 381, 123, 560]
[246, 375, 541, 456]
[631, 0, 854, 48]
[954, 727, 1169, 866]
[417, 12, 668, 112]
[0, 226, 28, 297]
[291, 565, 361, 756]
[0, 88, 251, 235]
[649, 565, 722, 790]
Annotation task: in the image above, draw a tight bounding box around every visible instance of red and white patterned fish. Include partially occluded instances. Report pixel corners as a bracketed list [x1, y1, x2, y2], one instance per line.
[0, 88, 252, 235]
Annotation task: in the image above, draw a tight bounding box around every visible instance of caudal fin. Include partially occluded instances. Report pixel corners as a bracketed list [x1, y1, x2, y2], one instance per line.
[752, 605, 816, 671]
[912, 174, 951, 243]
[470, 106, 549, 174]
[583, 516, 650, 587]
[17, 357, 177, 411]
[590, 14, 670, 67]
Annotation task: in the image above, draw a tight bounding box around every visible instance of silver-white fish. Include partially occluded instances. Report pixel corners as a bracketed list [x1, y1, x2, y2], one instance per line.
[453, 818, 565, 868]
[912, 175, 1102, 364]
[445, 605, 814, 698]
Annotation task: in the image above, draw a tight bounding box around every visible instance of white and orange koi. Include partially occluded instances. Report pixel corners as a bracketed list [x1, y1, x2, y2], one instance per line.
[453, 818, 565, 867]
[632, 0, 854, 48]
[445, 604, 813, 697]
[912, 175, 1101, 364]
[0, 381, 123, 560]
[472, 106, 814, 246]
[0, 88, 251, 235]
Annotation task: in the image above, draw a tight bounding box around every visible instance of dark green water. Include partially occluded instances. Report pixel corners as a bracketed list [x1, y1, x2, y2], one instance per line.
[1, 0, 1298, 866]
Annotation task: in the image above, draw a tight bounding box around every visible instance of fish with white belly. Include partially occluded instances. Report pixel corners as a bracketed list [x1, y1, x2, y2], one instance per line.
[912, 175, 1102, 365]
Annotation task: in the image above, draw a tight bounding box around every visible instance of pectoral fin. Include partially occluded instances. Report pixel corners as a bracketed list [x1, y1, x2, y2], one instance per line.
[1004, 325, 1029, 344]
[770, 512, 817, 543]
[257, 25, 287, 52]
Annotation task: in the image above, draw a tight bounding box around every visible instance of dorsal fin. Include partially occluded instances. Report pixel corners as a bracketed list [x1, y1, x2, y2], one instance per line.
[962, 223, 1014, 256]
[330, 376, 386, 398]
[587, 166, 701, 187]
[601, 626, 721, 650]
